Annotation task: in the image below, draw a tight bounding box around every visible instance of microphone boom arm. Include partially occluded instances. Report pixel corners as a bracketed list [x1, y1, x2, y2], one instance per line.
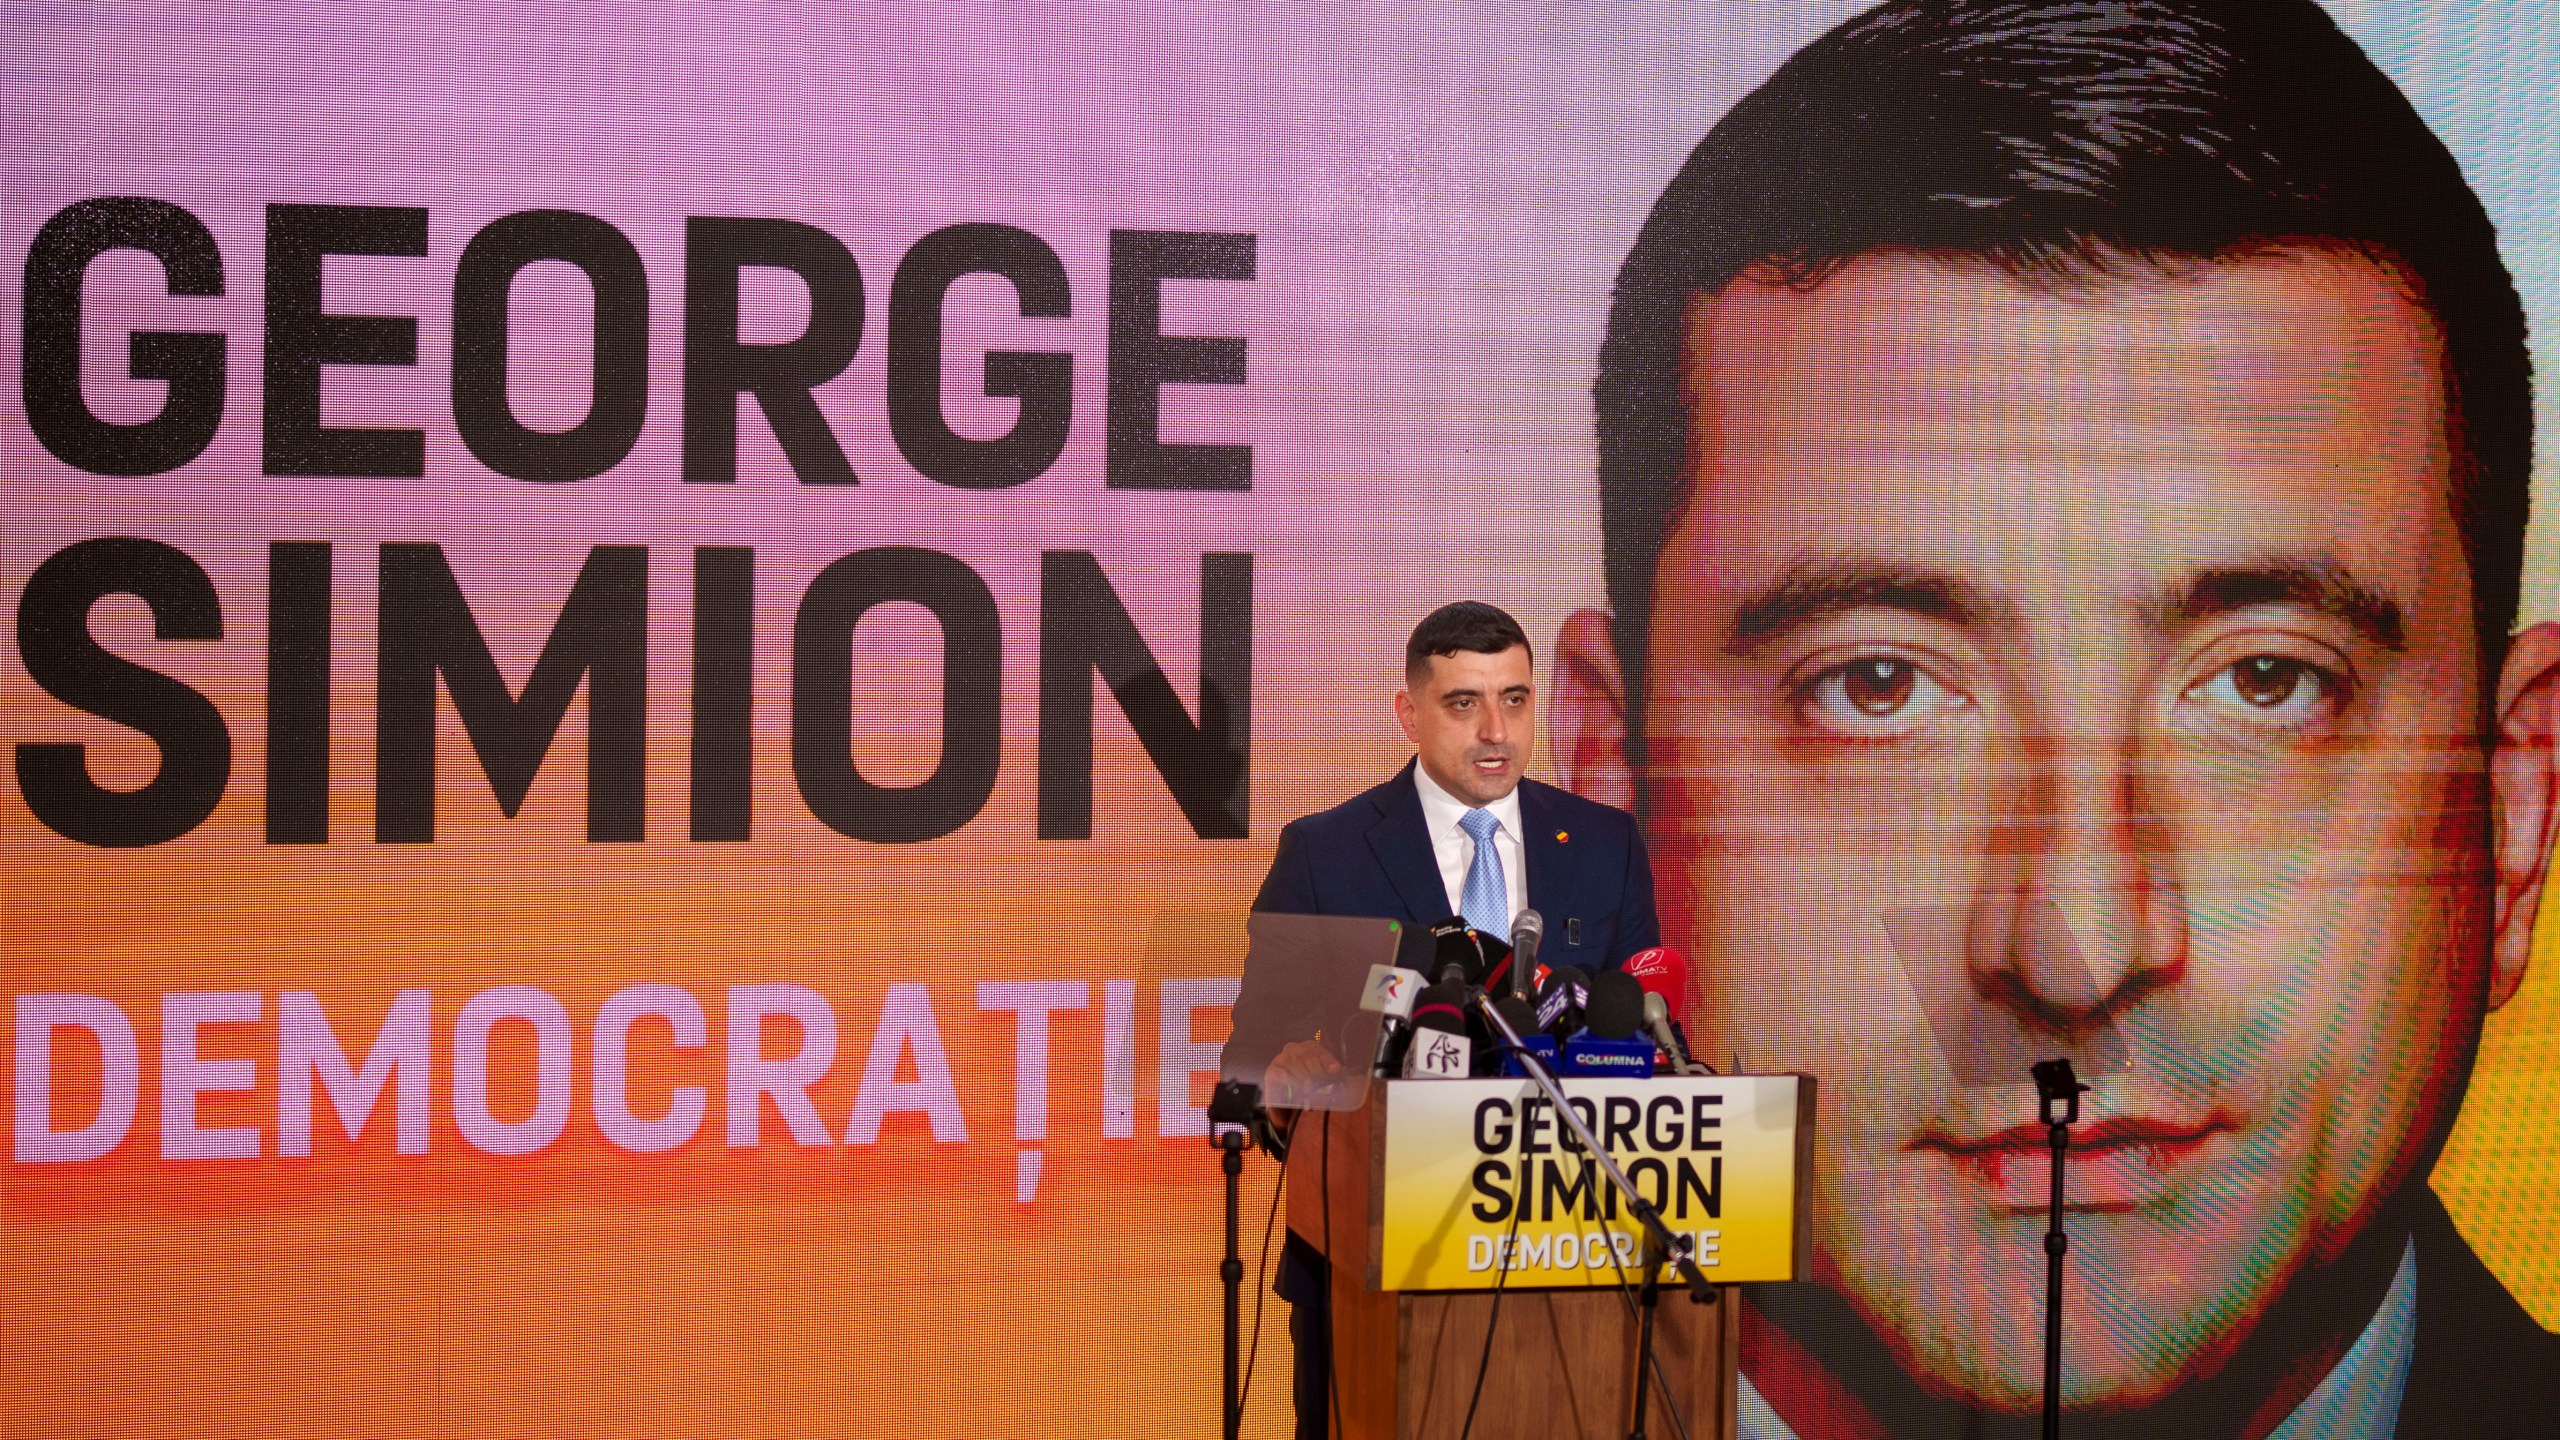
[1468, 989, 1717, 1303]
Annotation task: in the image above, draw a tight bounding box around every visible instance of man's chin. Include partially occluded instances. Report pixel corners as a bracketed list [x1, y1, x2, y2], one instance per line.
[1453, 768, 1520, 807]
[1895, 1330, 2193, 1416]
[1811, 1223, 2269, 1417]
[1758, 1179, 2417, 1438]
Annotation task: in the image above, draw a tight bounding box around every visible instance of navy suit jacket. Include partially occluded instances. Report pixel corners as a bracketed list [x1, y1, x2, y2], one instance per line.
[1254, 759, 1659, 964]
[1233, 760, 1662, 1069]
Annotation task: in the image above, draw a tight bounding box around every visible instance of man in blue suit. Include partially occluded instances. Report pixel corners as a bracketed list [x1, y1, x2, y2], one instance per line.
[1244, 599, 1661, 1440]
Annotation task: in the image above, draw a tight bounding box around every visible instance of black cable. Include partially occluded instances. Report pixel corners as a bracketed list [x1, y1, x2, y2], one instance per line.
[1323, 1111, 1342, 1440]
[1235, 1114, 1292, 1433]
[1464, 1153, 1515, 1434]
[1573, 1128, 1695, 1440]
[1458, 1063, 1537, 1440]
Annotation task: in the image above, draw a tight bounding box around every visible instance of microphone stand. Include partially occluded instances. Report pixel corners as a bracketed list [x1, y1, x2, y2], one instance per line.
[1631, 1230, 1669, 1440]
[1467, 989, 1715, 1440]
[1218, 1124, 1246, 1440]
[2030, 1059, 2087, 1440]
[1204, 1081, 1264, 1440]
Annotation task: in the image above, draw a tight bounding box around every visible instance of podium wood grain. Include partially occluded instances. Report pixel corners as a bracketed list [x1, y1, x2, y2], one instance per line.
[1288, 1092, 1739, 1440]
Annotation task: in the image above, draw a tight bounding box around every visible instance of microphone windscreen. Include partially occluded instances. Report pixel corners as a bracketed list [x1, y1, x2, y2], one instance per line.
[1622, 946, 1689, 1008]
[1410, 983, 1469, 1034]
[1405, 986, 1475, 1079]
[1430, 922, 1487, 986]
[1585, 970, 1646, 1041]
[1393, 920, 1441, 976]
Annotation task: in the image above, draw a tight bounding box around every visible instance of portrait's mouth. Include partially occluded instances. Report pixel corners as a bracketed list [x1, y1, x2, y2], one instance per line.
[1910, 1112, 2239, 1213]
[1470, 750, 1514, 778]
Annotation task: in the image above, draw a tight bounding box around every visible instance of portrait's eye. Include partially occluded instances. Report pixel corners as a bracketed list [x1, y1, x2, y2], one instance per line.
[2181, 652, 2350, 733]
[2231, 656, 2303, 708]
[1791, 654, 1967, 739]
[1840, 658, 1915, 714]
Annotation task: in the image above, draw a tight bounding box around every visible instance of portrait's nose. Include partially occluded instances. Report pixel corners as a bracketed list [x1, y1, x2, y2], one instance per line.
[1972, 723, 2188, 1030]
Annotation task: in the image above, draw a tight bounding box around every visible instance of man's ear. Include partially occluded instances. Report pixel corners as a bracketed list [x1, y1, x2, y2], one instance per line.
[2490, 621, 2560, 1010]
[1392, 685, 1420, 746]
[1552, 609, 1637, 809]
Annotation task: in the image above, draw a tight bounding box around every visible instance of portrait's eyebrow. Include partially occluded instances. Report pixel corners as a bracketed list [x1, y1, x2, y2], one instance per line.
[1724, 557, 2008, 655]
[2159, 561, 2407, 652]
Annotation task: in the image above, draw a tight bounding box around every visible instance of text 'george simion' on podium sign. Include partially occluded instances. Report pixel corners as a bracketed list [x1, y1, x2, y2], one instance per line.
[1376, 1074, 1815, 1291]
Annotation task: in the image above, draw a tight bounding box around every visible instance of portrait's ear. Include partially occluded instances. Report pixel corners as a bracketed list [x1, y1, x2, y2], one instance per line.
[1392, 684, 1419, 745]
[1553, 609, 1637, 810]
[2489, 621, 2560, 1010]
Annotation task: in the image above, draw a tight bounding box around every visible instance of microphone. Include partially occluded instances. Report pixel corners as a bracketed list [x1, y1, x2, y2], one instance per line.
[1642, 991, 1708, 1076]
[1429, 918, 1486, 989]
[1472, 930, 1516, 993]
[1623, 946, 1709, 1074]
[1474, 922, 1505, 994]
[1534, 965, 1591, 1039]
[1359, 963, 1422, 1077]
[1622, 946, 1686, 1004]
[1562, 970, 1656, 1077]
[1489, 992, 1555, 1077]
[1403, 984, 1474, 1078]
[1509, 909, 1545, 1002]
[1583, 971, 1644, 1041]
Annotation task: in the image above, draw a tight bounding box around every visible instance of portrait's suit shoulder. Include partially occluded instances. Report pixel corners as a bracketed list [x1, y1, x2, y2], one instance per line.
[2398, 1186, 2560, 1433]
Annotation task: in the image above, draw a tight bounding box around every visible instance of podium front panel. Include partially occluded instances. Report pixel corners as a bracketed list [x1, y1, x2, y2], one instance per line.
[1375, 1075, 1813, 1291]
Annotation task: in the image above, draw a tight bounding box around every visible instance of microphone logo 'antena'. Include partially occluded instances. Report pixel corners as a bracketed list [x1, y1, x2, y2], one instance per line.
[1405, 1030, 1471, 1079]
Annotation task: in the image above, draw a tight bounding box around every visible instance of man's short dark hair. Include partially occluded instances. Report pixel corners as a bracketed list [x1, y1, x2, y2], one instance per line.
[1595, 0, 2533, 765]
[1406, 601, 1533, 682]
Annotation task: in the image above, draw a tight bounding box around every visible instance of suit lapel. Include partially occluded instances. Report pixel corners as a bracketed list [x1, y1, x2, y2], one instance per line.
[1519, 780, 1578, 927]
[1369, 761, 1456, 925]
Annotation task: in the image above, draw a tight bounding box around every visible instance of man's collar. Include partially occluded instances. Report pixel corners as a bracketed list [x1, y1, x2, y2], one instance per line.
[1735, 1241, 2420, 1440]
[2266, 1238, 2417, 1440]
[1412, 760, 1524, 838]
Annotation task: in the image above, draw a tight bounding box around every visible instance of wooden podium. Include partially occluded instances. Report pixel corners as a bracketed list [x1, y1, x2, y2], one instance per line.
[1287, 1075, 1812, 1440]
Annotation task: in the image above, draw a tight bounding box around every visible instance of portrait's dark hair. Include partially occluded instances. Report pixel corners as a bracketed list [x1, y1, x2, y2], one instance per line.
[1406, 601, 1533, 681]
[1596, 0, 2534, 768]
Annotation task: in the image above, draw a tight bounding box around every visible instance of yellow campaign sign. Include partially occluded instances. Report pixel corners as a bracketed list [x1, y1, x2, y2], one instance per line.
[1376, 1075, 1813, 1291]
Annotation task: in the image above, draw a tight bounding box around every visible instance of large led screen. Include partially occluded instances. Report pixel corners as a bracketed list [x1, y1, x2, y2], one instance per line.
[7, 1, 2558, 1435]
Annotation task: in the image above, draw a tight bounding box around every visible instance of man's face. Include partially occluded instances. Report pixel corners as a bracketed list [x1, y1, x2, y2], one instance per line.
[1397, 645, 1536, 807]
[1589, 251, 2508, 1409]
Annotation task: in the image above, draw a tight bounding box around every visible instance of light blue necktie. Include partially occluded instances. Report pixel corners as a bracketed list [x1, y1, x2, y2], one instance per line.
[1457, 808, 1509, 937]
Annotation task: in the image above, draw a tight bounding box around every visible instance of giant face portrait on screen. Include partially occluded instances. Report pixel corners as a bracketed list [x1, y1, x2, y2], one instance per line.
[1554, 0, 2560, 1433]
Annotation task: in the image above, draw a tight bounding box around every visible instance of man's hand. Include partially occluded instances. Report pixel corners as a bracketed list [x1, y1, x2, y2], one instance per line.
[1262, 1036, 1349, 1110]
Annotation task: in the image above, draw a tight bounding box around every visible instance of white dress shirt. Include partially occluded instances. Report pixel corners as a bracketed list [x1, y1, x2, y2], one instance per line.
[1413, 763, 1526, 932]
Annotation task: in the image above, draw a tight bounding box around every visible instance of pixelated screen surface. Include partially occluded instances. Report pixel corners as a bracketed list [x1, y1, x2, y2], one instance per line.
[5, 2, 2556, 1434]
